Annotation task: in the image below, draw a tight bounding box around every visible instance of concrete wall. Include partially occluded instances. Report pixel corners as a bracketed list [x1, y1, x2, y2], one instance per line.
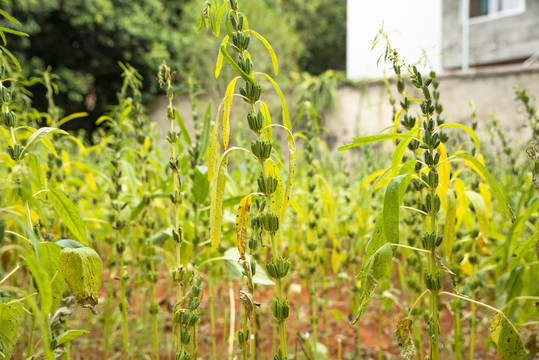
[325, 64, 539, 151]
[442, 0, 539, 69]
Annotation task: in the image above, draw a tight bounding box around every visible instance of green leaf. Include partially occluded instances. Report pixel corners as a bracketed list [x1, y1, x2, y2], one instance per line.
[455, 154, 515, 222]
[210, 153, 228, 251]
[56, 329, 90, 346]
[41, 242, 66, 314]
[439, 123, 480, 155]
[44, 189, 88, 246]
[193, 166, 210, 205]
[339, 133, 415, 151]
[197, 103, 212, 163]
[395, 317, 416, 360]
[26, 154, 46, 190]
[0, 300, 24, 360]
[0, 45, 21, 71]
[0, 10, 22, 26]
[391, 128, 419, 174]
[223, 248, 273, 285]
[489, 312, 527, 360]
[174, 108, 192, 147]
[383, 174, 411, 245]
[329, 309, 346, 322]
[249, 30, 278, 75]
[257, 72, 291, 131]
[351, 243, 393, 324]
[23, 248, 52, 315]
[20, 127, 67, 158]
[220, 42, 257, 85]
[58, 247, 103, 308]
[0, 27, 28, 38]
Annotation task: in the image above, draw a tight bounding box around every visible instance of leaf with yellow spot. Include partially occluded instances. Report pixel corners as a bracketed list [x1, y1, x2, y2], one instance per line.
[265, 160, 283, 216]
[223, 76, 240, 150]
[478, 234, 491, 256]
[460, 253, 474, 277]
[235, 195, 252, 261]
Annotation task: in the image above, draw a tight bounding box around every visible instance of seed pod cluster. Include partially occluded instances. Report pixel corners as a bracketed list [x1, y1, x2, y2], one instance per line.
[257, 175, 278, 195]
[239, 82, 261, 104]
[271, 297, 290, 320]
[250, 139, 272, 160]
[2, 109, 17, 128]
[266, 257, 291, 279]
[247, 110, 264, 132]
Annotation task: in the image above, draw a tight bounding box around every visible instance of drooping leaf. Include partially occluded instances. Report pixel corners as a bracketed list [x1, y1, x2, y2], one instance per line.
[339, 133, 416, 151]
[220, 43, 257, 85]
[351, 243, 393, 324]
[489, 312, 527, 360]
[437, 143, 450, 195]
[23, 247, 52, 314]
[215, 35, 228, 79]
[210, 155, 228, 251]
[58, 247, 103, 308]
[265, 159, 283, 216]
[391, 128, 419, 175]
[257, 72, 291, 131]
[20, 127, 68, 158]
[207, 120, 219, 182]
[260, 101, 272, 141]
[223, 76, 240, 149]
[395, 317, 416, 360]
[43, 189, 88, 246]
[235, 194, 252, 260]
[464, 191, 489, 236]
[439, 123, 480, 155]
[0, 300, 24, 359]
[456, 153, 515, 222]
[249, 30, 278, 75]
[383, 174, 411, 245]
[57, 112, 88, 127]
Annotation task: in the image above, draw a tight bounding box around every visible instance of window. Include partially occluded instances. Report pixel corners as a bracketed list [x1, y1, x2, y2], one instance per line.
[469, 0, 525, 19]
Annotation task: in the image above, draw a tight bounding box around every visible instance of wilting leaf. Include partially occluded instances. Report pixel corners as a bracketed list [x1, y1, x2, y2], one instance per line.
[222, 76, 240, 150]
[395, 317, 416, 360]
[489, 312, 527, 360]
[58, 247, 103, 308]
[210, 155, 228, 251]
[236, 195, 252, 260]
[0, 300, 24, 359]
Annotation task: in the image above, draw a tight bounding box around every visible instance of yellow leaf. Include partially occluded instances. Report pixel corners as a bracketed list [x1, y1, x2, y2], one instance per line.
[437, 143, 450, 195]
[235, 195, 252, 261]
[479, 183, 492, 219]
[223, 76, 240, 150]
[460, 253, 474, 277]
[391, 109, 404, 146]
[144, 137, 150, 153]
[444, 190, 457, 257]
[85, 172, 97, 192]
[331, 248, 341, 274]
[478, 234, 491, 256]
[61, 150, 70, 176]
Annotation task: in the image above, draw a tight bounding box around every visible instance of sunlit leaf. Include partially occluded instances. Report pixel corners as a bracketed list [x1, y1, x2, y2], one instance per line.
[235, 194, 252, 260]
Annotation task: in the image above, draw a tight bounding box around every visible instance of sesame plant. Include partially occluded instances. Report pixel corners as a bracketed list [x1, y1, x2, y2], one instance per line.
[202, 0, 296, 358]
[340, 33, 528, 360]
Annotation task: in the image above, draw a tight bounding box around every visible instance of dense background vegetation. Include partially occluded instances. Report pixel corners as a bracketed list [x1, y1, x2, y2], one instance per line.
[2, 0, 345, 131]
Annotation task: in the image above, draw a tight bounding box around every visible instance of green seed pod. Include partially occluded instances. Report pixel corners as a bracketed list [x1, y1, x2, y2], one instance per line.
[238, 330, 245, 346]
[149, 303, 159, 315]
[230, 13, 237, 29]
[423, 85, 431, 100]
[266, 260, 278, 278]
[180, 327, 191, 344]
[424, 77, 433, 87]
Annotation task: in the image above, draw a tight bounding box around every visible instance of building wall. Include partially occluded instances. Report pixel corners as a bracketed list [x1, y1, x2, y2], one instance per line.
[346, 0, 442, 80]
[442, 0, 539, 69]
[325, 64, 539, 151]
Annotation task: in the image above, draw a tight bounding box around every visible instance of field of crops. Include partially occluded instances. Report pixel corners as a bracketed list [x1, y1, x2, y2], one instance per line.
[1, 1, 538, 360]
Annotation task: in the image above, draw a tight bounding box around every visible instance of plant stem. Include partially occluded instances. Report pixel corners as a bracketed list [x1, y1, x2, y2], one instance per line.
[209, 281, 217, 360]
[310, 273, 318, 360]
[453, 299, 462, 360]
[428, 179, 440, 360]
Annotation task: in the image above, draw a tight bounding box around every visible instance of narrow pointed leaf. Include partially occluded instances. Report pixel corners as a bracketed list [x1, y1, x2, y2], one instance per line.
[223, 76, 240, 149]
[249, 30, 278, 75]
